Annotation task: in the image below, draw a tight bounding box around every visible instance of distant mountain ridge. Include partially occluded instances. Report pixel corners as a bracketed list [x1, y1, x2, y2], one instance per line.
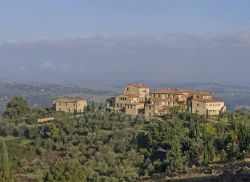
[0, 80, 116, 113]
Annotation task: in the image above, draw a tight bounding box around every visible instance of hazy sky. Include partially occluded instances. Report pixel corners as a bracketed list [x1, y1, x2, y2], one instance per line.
[0, 0, 250, 42]
[0, 1, 250, 85]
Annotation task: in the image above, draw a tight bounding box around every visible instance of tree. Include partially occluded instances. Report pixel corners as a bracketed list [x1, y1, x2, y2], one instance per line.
[44, 159, 88, 182]
[185, 139, 203, 166]
[237, 123, 250, 152]
[0, 139, 11, 182]
[202, 136, 216, 165]
[3, 97, 30, 119]
[98, 102, 105, 110]
[165, 137, 184, 172]
[87, 101, 96, 112]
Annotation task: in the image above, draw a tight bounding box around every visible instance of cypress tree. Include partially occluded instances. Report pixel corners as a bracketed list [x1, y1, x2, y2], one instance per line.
[0, 139, 10, 182]
[91, 101, 96, 112]
[203, 145, 209, 166]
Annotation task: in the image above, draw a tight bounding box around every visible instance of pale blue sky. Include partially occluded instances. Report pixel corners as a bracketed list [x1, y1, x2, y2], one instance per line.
[0, 0, 250, 42]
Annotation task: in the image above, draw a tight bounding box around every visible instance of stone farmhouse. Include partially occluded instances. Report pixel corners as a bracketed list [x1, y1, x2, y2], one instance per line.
[53, 98, 87, 113]
[107, 83, 226, 117]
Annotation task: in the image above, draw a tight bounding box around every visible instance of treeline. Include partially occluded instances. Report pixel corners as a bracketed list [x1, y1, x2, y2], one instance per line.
[0, 97, 250, 181]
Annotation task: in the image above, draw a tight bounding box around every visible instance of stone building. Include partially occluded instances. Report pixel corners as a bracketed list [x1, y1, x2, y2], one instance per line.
[149, 89, 188, 107]
[193, 92, 213, 100]
[145, 104, 166, 117]
[125, 102, 145, 116]
[106, 83, 149, 115]
[114, 94, 139, 111]
[53, 98, 87, 113]
[192, 98, 226, 116]
[123, 83, 149, 102]
[145, 89, 193, 116]
[107, 83, 226, 117]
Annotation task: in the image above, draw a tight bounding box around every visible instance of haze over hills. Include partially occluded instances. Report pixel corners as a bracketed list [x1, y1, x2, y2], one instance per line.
[0, 79, 250, 113]
[1, 30, 250, 85]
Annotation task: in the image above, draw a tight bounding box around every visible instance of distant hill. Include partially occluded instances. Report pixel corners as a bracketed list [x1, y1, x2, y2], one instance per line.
[0, 80, 249, 113]
[0, 80, 116, 113]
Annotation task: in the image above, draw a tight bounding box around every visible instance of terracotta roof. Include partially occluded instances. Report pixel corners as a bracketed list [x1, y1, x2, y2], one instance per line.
[196, 91, 212, 96]
[177, 89, 195, 94]
[150, 89, 184, 95]
[129, 83, 148, 88]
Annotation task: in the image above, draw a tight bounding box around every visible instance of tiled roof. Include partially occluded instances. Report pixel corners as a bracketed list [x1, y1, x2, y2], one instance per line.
[150, 88, 184, 95]
[177, 89, 195, 94]
[54, 98, 84, 103]
[151, 88, 213, 96]
[196, 91, 212, 96]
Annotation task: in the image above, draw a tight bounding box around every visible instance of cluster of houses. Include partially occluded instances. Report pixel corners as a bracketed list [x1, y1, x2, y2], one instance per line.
[106, 83, 226, 116]
[52, 83, 226, 117]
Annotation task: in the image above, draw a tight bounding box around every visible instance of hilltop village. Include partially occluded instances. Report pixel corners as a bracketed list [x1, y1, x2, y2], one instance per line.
[106, 83, 226, 116]
[53, 83, 226, 117]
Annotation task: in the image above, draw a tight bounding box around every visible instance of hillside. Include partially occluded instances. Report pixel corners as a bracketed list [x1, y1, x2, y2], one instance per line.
[144, 160, 250, 182]
[0, 102, 249, 181]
